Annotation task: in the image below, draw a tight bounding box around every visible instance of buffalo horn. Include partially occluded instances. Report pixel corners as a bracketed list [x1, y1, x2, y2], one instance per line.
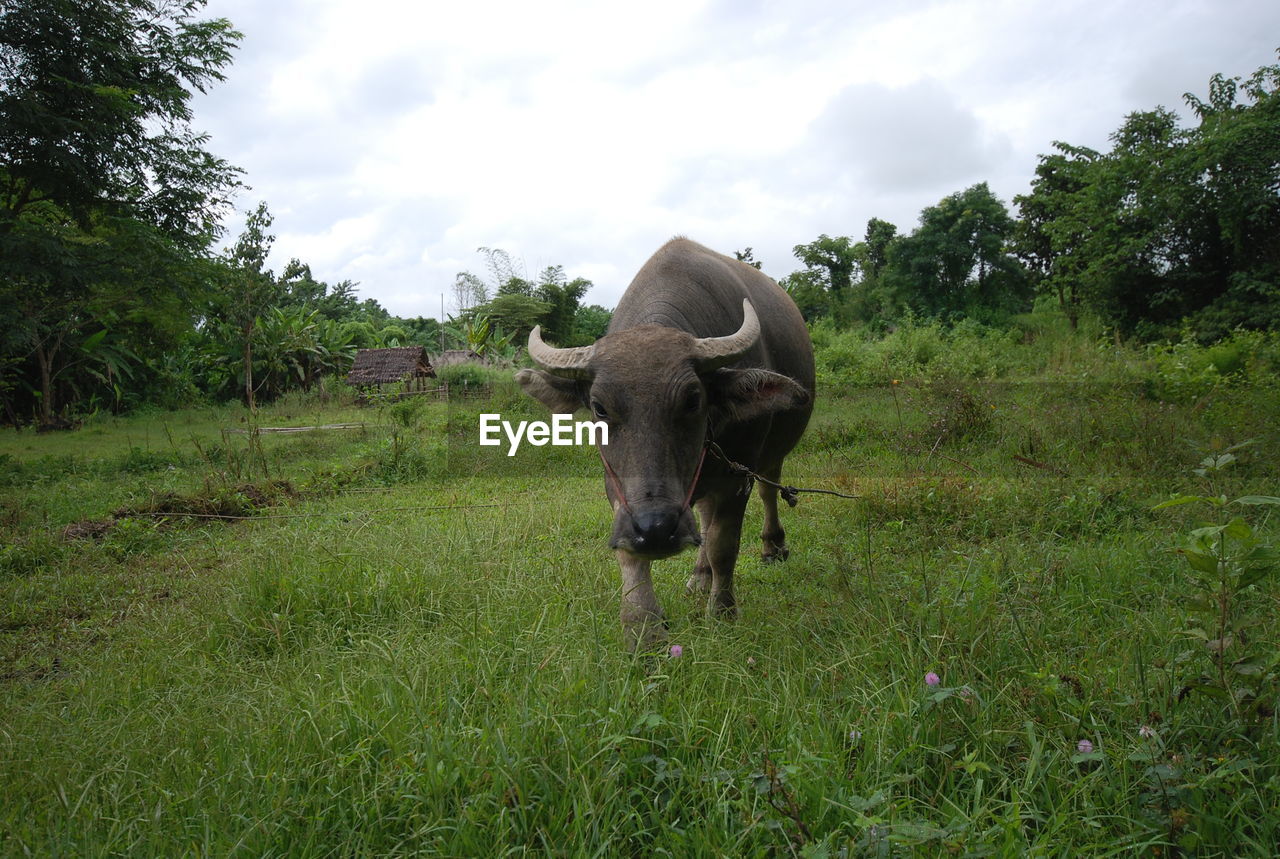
[527, 326, 595, 378]
[692, 299, 759, 370]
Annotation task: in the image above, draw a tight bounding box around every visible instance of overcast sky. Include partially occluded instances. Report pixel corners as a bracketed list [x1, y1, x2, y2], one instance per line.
[191, 0, 1280, 319]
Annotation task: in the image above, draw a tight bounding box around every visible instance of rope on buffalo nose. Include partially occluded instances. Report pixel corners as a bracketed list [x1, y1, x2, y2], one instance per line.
[704, 440, 859, 506]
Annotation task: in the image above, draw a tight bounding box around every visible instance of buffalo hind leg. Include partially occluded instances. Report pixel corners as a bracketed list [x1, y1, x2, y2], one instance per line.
[758, 466, 790, 562]
[618, 553, 666, 652]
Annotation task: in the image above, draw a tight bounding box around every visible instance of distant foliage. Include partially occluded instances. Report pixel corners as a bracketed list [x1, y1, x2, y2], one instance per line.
[785, 56, 1279, 343]
[810, 316, 1024, 388]
[1014, 60, 1280, 339]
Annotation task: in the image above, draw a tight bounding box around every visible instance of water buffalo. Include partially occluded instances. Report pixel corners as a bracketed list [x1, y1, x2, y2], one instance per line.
[516, 238, 815, 650]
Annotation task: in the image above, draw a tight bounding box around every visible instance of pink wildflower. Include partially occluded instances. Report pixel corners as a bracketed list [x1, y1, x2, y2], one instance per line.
[925, 671, 941, 687]
[669, 644, 683, 658]
[1077, 739, 1094, 754]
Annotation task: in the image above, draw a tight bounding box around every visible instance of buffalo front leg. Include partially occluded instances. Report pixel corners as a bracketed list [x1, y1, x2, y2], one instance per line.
[685, 497, 714, 595]
[757, 466, 790, 562]
[703, 493, 749, 618]
[617, 552, 666, 651]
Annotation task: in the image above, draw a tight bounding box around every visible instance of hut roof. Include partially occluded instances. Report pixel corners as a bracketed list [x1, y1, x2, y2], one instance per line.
[432, 349, 486, 368]
[346, 346, 435, 386]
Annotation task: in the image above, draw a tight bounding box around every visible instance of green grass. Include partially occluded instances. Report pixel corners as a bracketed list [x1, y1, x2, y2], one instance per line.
[2, 325, 1279, 855]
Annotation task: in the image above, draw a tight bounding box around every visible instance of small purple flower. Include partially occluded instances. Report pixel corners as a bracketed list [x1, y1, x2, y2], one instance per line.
[1077, 739, 1094, 754]
[925, 671, 941, 687]
[1139, 725, 1155, 739]
[848, 729, 863, 744]
[669, 644, 683, 658]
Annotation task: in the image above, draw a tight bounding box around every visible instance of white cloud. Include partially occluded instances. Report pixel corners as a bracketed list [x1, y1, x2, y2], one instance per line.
[193, 0, 1280, 317]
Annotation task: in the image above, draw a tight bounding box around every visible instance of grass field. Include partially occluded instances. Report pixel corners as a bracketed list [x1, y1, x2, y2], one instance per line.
[2, 321, 1279, 855]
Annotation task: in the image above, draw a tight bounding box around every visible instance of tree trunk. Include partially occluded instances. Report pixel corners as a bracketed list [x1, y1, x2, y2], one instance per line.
[32, 329, 65, 425]
[1057, 282, 1079, 330]
[243, 323, 255, 411]
[34, 342, 54, 424]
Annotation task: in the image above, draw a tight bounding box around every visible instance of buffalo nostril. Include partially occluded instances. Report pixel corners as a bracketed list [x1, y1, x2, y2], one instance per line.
[633, 509, 679, 547]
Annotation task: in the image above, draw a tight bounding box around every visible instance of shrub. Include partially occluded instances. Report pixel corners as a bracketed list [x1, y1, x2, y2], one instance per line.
[437, 363, 508, 389]
[812, 316, 1025, 389]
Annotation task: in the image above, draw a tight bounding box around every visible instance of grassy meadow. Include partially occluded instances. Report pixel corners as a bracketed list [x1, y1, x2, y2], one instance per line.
[2, 315, 1279, 855]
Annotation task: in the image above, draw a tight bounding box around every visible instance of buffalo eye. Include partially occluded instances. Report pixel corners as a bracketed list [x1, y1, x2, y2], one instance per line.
[590, 399, 609, 420]
[683, 388, 702, 414]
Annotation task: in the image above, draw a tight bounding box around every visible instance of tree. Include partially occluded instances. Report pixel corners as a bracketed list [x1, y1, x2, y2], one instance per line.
[778, 270, 830, 322]
[1180, 62, 1280, 335]
[478, 246, 523, 290]
[573, 304, 612, 342]
[842, 218, 901, 323]
[535, 275, 591, 345]
[1014, 143, 1100, 328]
[0, 0, 242, 420]
[883, 183, 1027, 319]
[452, 271, 488, 311]
[734, 248, 763, 269]
[474, 293, 550, 346]
[861, 218, 898, 280]
[0, 0, 242, 243]
[0, 211, 204, 421]
[214, 202, 280, 410]
[792, 234, 858, 296]
[1013, 57, 1280, 339]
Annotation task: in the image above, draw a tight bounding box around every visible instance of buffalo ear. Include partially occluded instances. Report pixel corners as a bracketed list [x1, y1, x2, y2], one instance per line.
[516, 368, 586, 414]
[706, 368, 810, 425]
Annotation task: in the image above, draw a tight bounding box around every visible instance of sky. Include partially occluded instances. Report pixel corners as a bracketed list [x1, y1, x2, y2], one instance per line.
[191, 0, 1280, 320]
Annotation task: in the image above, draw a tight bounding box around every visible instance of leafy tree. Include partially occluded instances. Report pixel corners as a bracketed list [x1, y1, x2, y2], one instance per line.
[883, 183, 1027, 319]
[400, 316, 445, 351]
[535, 276, 591, 345]
[213, 202, 281, 410]
[455, 248, 597, 346]
[792, 234, 858, 296]
[734, 248, 763, 269]
[842, 218, 901, 324]
[0, 0, 242, 243]
[1014, 57, 1280, 339]
[476, 293, 551, 345]
[778, 270, 831, 322]
[1013, 143, 1100, 328]
[0, 207, 207, 421]
[0, 0, 242, 420]
[860, 218, 898, 281]
[452, 271, 488, 311]
[1180, 62, 1280, 335]
[573, 304, 612, 342]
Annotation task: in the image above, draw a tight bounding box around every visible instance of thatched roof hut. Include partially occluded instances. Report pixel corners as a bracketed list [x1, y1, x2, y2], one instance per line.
[346, 346, 435, 388]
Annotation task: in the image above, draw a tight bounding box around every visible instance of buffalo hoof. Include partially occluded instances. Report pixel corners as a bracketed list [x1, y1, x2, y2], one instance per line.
[622, 611, 668, 653]
[707, 592, 737, 620]
[685, 569, 712, 594]
[762, 542, 790, 563]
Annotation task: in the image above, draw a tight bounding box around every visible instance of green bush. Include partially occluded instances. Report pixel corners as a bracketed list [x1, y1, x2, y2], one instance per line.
[437, 363, 509, 388]
[1145, 329, 1280, 402]
[812, 316, 1025, 389]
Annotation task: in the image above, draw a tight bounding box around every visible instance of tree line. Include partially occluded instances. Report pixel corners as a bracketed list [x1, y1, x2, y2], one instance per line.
[778, 57, 1280, 341]
[2, 1, 1276, 424]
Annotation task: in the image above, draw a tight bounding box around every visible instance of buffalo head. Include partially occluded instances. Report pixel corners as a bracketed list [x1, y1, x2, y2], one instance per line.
[516, 299, 810, 559]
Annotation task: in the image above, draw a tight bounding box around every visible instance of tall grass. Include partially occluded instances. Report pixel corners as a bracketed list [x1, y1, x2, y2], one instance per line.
[1, 321, 1277, 854]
